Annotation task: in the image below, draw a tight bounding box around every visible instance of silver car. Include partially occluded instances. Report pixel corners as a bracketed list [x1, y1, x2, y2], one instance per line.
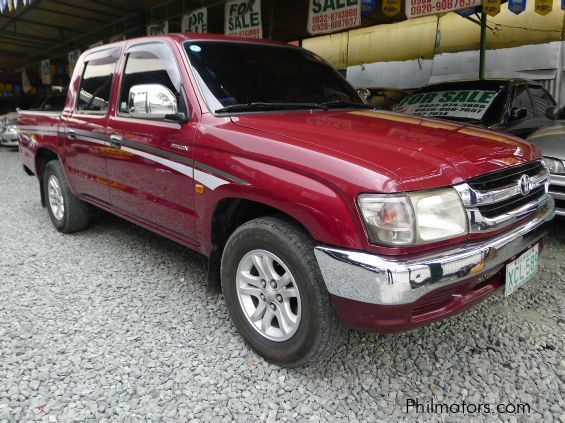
[0, 113, 19, 148]
[528, 124, 565, 217]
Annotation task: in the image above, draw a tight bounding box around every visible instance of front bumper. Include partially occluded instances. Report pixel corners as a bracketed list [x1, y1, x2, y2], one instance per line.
[548, 174, 565, 217]
[315, 194, 554, 332]
[1, 133, 19, 147]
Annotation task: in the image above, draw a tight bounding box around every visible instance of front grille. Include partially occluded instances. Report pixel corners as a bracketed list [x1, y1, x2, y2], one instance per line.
[467, 161, 544, 191]
[478, 186, 545, 218]
[455, 161, 549, 233]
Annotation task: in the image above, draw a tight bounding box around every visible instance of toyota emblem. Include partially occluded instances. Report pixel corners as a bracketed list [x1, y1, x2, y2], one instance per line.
[519, 174, 532, 195]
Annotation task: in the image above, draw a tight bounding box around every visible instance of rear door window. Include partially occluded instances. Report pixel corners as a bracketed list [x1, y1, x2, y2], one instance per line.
[77, 47, 120, 114]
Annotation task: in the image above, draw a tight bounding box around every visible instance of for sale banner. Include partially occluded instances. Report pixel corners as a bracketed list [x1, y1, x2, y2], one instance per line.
[508, 0, 526, 14]
[405, 0, 482, 19]
[307, 0, 361, 35]
[182, 7, 208, 33]
[535, 0, 553, 15]
[483, 0, 501, 16]
[393, 90, 498, 120]
[225, 0, 262, 39]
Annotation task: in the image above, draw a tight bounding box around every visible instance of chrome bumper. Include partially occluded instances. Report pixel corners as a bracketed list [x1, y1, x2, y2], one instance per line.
[315, 195, 554, 306]
[548, 174, 565, 217]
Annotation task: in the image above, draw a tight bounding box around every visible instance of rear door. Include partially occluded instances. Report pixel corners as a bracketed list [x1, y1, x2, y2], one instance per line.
[105, 40, 198, 241]
[62, 46, 121, 205]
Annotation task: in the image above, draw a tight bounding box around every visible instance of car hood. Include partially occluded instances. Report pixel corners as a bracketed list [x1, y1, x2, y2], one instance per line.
[527, 123, 565, 160]
[231, 110, 539, 191]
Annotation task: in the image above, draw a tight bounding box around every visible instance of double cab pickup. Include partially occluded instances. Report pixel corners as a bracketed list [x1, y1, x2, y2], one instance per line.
[18, 34, 555, 367]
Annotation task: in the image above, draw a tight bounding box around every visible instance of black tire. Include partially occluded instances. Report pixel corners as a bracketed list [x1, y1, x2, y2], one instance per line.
[43, 160, 90, 233]
[221, 216, 342, 367]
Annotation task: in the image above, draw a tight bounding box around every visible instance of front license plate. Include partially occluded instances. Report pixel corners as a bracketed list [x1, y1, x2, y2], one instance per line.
[505, 244, 539, 297]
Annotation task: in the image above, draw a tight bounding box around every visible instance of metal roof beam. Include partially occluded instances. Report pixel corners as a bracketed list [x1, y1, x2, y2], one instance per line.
[49, 0, 125, 19]
[32, 6, 112, 24]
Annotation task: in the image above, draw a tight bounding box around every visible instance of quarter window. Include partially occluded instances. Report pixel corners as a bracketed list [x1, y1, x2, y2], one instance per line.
[528, 86, 555, 116]
[119, 43, 184, 116]
[77, 49, 119, 113]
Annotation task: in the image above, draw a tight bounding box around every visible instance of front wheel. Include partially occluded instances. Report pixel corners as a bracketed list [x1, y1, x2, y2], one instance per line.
[221, 216, 342, 367]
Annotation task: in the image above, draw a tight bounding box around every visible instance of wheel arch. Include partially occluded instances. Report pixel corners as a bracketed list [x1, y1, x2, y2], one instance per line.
[35, 147, 61, 207]
[206, 197, 314, 292]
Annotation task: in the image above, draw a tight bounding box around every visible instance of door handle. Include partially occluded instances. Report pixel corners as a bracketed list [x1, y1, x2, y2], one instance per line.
[109, 134, 122, 148]
[67, 129, 76, 140]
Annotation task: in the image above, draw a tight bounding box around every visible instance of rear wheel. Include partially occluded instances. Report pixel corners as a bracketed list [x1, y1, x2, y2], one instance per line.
[43, 160, 90, 233]
[221, 216, 342, 367]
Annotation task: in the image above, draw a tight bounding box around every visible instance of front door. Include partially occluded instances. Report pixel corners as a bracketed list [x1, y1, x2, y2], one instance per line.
[105, 41, 197, 241]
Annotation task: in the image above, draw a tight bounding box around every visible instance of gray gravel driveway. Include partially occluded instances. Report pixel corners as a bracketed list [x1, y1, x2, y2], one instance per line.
[0, 148, 563, 422]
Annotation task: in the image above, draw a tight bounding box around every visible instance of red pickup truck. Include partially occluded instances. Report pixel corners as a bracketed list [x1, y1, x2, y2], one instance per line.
[18, 34, 554, 367]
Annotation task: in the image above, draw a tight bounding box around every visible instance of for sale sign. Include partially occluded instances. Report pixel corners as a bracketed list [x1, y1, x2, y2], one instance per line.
[405, 0, 482, 19]
[307, 0, 361, 35]
[147, 21, 169, 35]
[393, 90, 498, 120]
[225, 0, 262, 39]
[182, 8, 208, 33]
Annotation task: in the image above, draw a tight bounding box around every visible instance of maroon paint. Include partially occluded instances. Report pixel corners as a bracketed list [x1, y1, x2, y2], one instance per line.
[17, 34, 544, 334]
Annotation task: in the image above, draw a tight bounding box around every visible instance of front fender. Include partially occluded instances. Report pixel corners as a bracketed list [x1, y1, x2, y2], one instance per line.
[196, 158, 366, 254]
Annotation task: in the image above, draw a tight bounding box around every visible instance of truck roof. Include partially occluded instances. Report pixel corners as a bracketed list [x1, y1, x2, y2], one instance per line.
[93, 33, 294, 50]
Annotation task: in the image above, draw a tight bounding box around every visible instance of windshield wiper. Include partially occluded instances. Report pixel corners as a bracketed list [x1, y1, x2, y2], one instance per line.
[317, 100, 374, 109]
[215, 102, 328, 114]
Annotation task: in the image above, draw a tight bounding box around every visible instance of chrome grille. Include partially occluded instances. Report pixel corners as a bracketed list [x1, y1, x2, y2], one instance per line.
[454, 161, 550, 233]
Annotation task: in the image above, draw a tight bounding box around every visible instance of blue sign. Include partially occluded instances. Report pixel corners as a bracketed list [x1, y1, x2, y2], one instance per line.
[508, 0, 527, 14]
[562, 0, 565, 10]
[362, 0, 377, 15]
[456, 6, 477, 16]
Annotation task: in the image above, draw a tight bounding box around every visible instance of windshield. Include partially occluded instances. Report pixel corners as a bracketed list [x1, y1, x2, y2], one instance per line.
[184, 41, 363, 113]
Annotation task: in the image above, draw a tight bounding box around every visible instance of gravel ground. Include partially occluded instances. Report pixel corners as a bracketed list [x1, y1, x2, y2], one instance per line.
[0, 147, 563, 422]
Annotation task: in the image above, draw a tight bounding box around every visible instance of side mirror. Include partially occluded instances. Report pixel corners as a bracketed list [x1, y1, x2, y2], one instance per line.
[129, 84, 178, 120]
[509, 107, 527, 121]
[545, 105, 565, 120]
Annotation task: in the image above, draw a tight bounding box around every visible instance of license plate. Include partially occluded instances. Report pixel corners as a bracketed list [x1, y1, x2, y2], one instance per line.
[505, 244, 539, 297]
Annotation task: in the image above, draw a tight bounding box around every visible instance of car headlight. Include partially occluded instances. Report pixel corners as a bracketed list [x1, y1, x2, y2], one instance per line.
[543, 157, 565, 175]
[358, 188, 467, 246]
[5, 125, 18, 134]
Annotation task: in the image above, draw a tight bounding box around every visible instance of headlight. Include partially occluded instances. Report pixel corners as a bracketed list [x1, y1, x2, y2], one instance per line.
[5, 125, 18, 134]
[543, 157, 565, 175]
[358, 188, 467, 246]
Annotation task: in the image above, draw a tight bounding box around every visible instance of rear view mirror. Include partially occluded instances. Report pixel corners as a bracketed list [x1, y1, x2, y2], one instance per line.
[510, 107, 527, 121]
[129, 84, 178, 119]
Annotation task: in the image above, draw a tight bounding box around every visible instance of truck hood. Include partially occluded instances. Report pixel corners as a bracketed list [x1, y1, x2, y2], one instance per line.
[231, 109, 539, 191]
